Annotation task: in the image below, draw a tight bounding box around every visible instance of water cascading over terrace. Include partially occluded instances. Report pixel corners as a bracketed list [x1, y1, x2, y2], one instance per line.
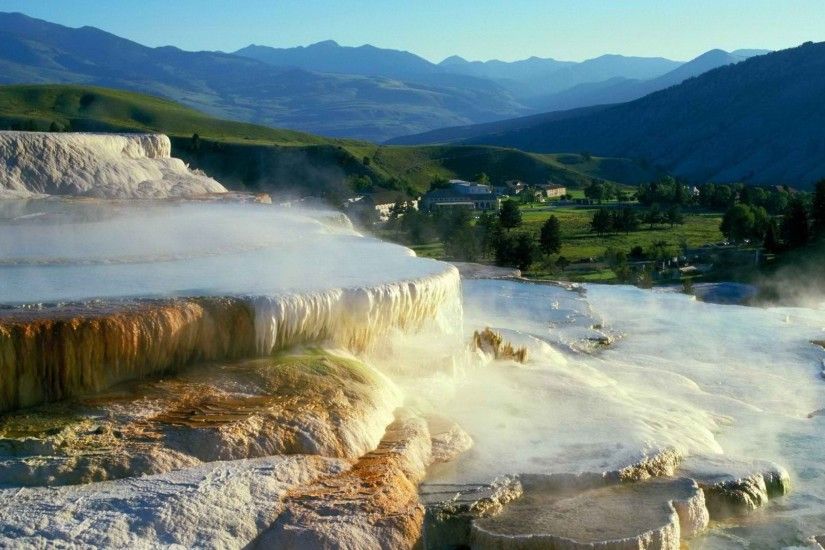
[0, 197, 461, 413]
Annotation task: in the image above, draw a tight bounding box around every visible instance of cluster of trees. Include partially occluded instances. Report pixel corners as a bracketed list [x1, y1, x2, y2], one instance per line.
[383, 179, 825, 279]
[699, 183, 791, 214]
[4, 119, 70, 132]
[601, 240, 683, 285]
[636, 177, 792, 215]
[584, 180, 617, 203]
[584, 180, 631, 203]
[493, 203, 564, 271]
[719, 180, 825, 253]
[636, 177, 691, 206]
[385, 199, 563, 272]
[590, 205, 683, 235]
[719, 203, 770, 243]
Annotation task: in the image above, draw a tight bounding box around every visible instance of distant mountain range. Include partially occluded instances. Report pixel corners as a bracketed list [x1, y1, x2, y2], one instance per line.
[440, 53, 683, 99]
[0, 11, 769, 142]
[235, 41, 768, 111]
[0, 12, 525, 142]
[393, 42, 825, 188]
[0, 84, 658, 197]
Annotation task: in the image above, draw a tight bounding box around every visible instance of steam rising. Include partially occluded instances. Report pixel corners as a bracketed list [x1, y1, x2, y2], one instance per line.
[1, 137, 824, 545]
[379, 279, 825, 544]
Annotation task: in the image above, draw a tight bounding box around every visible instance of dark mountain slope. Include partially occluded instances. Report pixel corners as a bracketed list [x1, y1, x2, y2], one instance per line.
[528, 49, 768, 112]
[234, 40, 437, 79]
[385, 105, 611, 145]
[462, 42, 825, 187]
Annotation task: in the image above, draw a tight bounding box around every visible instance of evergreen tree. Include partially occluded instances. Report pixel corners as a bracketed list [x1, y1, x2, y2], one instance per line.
[591, 208, 612, 235]
[476, 211, 501, 257]
[444, 222, 480, 261]
[665, 206, 685, 228]
[643, 205, 664, 229]
[499, 200, 522, 230]
[763, 219, 780, 253]
[781, 198, 810, 249]
[673, 183, 686, 205]
[539, 215, 562, 254]
[612, 207, 639, 233]
[495, 232, 536, 271]
[812, 179, 825, 239]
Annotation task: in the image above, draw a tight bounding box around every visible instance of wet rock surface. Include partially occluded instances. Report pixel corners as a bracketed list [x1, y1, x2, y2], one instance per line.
[421, 477, 524, 549]
[0, 350, 400, 487]
[254, 409, 472, 549]
[472, 475, 708, 549]
[419, 450, 795, 549]
[678, 455, 790, 518]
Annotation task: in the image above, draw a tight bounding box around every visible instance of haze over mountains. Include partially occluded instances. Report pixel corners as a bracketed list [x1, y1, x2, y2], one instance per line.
[396, 42, 825, 187]
[0, 11, 767, 142]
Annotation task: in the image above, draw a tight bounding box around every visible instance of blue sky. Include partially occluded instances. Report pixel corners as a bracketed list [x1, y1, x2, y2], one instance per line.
[3, 0, 823, 62]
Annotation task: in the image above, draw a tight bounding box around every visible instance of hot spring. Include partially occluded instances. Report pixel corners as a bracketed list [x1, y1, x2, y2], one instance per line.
[1, 132, 824, 549]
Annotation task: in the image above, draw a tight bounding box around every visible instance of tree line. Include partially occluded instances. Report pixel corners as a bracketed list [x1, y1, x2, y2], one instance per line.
[721, 180, 825, 253]
[385, 200, 561, 272]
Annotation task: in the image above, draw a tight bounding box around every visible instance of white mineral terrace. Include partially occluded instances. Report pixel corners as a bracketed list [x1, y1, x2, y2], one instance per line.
[0, 132, 226, 198]
[0, 201, 461, 344]
[2, 133, 825, 548]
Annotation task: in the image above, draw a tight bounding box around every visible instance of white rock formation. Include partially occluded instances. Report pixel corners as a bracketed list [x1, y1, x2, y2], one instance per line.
[0, 407, 473, 549]
[0, 455, 346, 549]
[471, 475, 709, 550]
[678, 455, 791, 518]
[0, 131, 226, 198]
[255, 409, 472, 549]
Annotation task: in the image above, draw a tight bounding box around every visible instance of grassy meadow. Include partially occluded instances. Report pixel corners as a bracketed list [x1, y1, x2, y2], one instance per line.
[411, 203, 725, 282]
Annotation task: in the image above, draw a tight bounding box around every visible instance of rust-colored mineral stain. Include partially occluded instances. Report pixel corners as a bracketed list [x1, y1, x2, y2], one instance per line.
[472, 327, 528, 363]
[154, 394, 277, 428]
[0, 298, 257, 413]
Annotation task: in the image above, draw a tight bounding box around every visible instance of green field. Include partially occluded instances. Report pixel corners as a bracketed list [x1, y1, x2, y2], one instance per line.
[410, 204, 724, 282]
[520, 206, 724, 262]
[0, 84, 659, 196]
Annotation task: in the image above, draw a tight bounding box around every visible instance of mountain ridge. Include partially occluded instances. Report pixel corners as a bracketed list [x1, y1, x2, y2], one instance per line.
[414, 42, 825, 187]
[0, 12, 526, 141]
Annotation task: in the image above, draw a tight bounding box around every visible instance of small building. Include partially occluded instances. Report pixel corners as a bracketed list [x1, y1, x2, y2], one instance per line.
[420, 187, 500, 212]
[347, 192, 417, 222]
[448, 179, 494, 195]
[537, 182, 567, 199]
[493, 180, 526, 197]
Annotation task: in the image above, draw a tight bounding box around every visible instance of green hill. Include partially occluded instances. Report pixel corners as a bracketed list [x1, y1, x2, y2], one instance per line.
[0, 84, 334, 145]
[0, 84, 655, 197]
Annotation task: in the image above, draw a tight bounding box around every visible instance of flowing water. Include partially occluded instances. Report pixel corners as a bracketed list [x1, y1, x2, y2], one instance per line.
[1, 197, 824, 547]
[401, 279, 825, 548]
